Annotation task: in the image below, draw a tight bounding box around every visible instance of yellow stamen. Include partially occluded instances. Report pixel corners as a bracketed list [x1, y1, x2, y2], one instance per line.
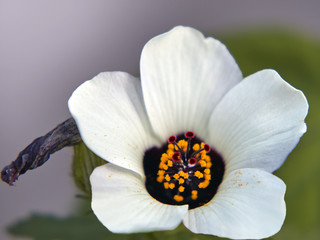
[159, 162, 168, 170]
[173, 173, 179, 180]
[167, 160, 173, 167]
[165, 174, 171, 182]
[193, 144, 200, 151]
[168, 143, 174, 150]
[191, 190, 198, 195]
[191, 195, 198, 200]
[194, 171, 203, 179]
[167, 150, 174, 158]
[161, 153, 169, 162]
[179, 178, 185, 184]
[157, 175, 164, 183]
[191, 190, 198, 200]
[204, 168, 210, 174]
[169, 183, 175, 189]
[199, 160, 207, 167]
[179, 171, 189, 179]
[175, 140, 187, 152]
[164, 182, 169, 189]
[204, 155, 211, 162]
[178, 186, 185, 192]
[198, 180, 210, 189]
[173, 195, 184, 202]
[205, 174, 211, 180]
[157, 170, 165, 176]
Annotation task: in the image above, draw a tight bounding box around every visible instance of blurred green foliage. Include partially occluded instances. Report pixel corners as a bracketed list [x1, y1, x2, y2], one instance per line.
[8, 29, 320, 240]
[72, 142, 105, 194]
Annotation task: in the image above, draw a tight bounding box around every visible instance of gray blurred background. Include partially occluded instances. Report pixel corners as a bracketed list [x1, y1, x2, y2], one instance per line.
[1, 0, 320, 239]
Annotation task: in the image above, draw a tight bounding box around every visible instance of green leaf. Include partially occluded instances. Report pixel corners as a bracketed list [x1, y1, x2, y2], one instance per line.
[72, 142, 105, 195]
[8, 213, 109, 240]
[7, 212, 222, 240]
[7, 200, 198, 240]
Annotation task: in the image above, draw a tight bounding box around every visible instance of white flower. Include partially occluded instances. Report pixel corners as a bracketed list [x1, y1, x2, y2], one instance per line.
[68, 26, 308, 239]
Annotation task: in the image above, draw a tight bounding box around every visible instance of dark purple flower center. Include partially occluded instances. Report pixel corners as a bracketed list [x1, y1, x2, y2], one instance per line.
[143, 131, 225, 209]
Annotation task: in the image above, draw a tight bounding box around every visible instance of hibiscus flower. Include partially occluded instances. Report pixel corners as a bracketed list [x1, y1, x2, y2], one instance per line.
[68, 26, 308, 239]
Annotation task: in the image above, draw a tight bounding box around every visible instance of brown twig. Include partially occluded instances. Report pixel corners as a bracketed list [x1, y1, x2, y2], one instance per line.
[1, 118, 81, 185]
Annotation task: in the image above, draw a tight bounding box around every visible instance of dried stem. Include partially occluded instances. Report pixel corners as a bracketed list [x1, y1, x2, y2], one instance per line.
[1, 118, 81, 185]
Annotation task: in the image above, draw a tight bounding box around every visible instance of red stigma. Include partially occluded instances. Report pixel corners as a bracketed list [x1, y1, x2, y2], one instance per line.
[189, 158, 197, 165]
[204, 144, 210, 152]
[185, 131, 195, 138]
[168, 135, 177, 143]
[172, 152, 181, 162]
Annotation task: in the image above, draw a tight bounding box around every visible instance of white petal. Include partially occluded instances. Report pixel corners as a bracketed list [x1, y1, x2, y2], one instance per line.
[209, 69, 308, 174]
[184, 168, 286, 239]
[68, 72, 158, 176]
[140, 26, 242, 141]
[90, 164, 188, 233]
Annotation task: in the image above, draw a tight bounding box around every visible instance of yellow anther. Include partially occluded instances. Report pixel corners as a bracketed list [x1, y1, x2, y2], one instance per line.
[157, 175, 164, 183]
[169, 183, 175, 189]
[178, 186, 185, 192]
[203, 155, 211, 162]
[181, 140, 188, 151]
[199, 160, 207, 167]
[198, 180, 210, 189]
[159, 162, 168, 170]
[194, 171, 204, 179]
[179, 178, 185, 184]
[179, 171, 189, 179]
[164, 182, 169, 189]
[175, 140, 187, 152]
[173, 195, 184, 202]
[191, 190, 198, 195]
[205, 174, 211, 180]
[157, 170, 165, 176]
[191, 195, 198, 200]
[178, 139, 186, 146]
[161, 153, 169, 162]
[167, 150, 174, 158]
[204, 168, 210, 174]
[191, 190, 198, 200]
[165, 174, 171, 182]
[173, 173, 179, 180]
[167, 160, 173, 167]
[193, 144, 200, 151]
[168, 143, 174, 150]
[201, 142, 205, 148]
[206, 162, 212, 168]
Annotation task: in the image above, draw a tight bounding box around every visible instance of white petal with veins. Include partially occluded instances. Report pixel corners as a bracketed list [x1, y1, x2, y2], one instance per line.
[91, 164, 188, 233]
[141, 26, 242, 141]
[69, 72, 158, 176]
[209, 69, 308, 174]
[184, 168, 286, 239]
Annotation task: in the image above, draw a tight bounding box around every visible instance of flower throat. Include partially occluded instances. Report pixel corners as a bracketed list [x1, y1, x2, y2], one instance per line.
[143, 131, 225, 209]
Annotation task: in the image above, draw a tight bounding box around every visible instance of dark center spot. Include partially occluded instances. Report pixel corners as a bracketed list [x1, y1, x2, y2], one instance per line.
[143, 132, 225, 209]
